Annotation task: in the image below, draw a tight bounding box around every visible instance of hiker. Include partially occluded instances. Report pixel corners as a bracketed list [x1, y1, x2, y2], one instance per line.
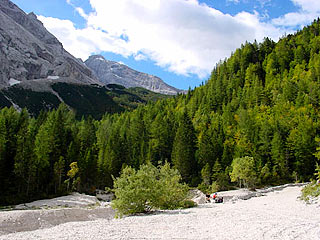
[210, 192, 223, 203]
[206, 194, 211, 202]
[212, 192, 217, 199]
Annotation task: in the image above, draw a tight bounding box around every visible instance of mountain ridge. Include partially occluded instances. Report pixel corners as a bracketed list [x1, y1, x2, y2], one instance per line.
[85, 55, 184, 95]
[0, 0, 99, 88]
[0, 0, 171, 118]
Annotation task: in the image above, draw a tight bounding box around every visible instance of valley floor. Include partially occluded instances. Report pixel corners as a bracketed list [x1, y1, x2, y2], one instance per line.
[1, 186, 319, 240]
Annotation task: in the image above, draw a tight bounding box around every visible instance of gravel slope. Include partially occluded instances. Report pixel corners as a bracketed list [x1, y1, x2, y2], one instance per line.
[1, 186, 319, 240]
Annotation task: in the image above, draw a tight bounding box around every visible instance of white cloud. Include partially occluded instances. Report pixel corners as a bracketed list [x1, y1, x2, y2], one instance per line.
[134, 53, 147, 61]
[272, 0, 320, 27]
[37, 16, 133, 60]
[227, 0, 240, 4]
[38, 0, 318, 79]
[292, 0, 320, 13]
[47, 0, 280, 78]
[75, 7, 88, 20]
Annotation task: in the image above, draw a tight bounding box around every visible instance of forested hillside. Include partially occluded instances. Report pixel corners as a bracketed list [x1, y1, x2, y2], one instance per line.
[1, 19, 320, 205]
[0, 82, 170, 120]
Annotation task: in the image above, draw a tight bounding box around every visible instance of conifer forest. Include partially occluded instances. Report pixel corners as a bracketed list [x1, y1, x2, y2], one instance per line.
[1, 19, 320, 205]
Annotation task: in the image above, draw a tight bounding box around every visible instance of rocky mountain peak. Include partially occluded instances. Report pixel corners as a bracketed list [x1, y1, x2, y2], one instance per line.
[0, 0, 60, 46]
[85, 55, 183, 95]
[88, 55, 106, 61]
[0, 0, 99, 88]
[28, 12, 37, 19]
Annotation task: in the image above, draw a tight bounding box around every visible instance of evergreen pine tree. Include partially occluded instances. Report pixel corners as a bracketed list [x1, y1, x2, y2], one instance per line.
[171, 110, 197, 184]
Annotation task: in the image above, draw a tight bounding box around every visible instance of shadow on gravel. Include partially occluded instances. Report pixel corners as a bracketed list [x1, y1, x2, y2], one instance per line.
[0, 207, 115, 236]
[130, 209, 193, 218]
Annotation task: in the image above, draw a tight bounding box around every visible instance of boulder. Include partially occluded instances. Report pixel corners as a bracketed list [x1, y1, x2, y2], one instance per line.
[189, 189, 207, 205]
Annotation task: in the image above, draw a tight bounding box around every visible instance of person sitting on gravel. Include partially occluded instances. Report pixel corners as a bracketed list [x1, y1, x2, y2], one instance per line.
[206, 194, 211, 203]
[211, 192, 223, 203]
[215, 196, 223, 203]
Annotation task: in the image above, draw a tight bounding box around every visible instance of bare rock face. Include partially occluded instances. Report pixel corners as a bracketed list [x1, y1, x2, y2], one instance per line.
[0, 0, 172, 118]
[189, 189, 207, 205]
[85, 55, 183, 95]
[0, 0, 182, 95]
[0, 0, 99, 88]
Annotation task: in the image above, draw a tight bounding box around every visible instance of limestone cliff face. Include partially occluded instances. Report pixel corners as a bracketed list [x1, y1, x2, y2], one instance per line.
[0, 0, 180, 117]
[85, 55, 183, 95]
[0, 0, 99, 88]
[0, 0, 182, 95]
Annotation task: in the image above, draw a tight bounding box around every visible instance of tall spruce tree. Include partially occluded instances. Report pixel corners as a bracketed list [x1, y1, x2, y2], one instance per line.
[171, 110, 197, 184]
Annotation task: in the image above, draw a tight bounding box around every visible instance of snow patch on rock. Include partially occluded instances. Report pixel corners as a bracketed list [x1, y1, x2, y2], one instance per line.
[96, 57, 105, 61]
[9, 78, 20, 86]
[47, 76, 60, 80]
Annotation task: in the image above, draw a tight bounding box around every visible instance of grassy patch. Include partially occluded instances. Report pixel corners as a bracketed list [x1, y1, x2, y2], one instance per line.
[301, 181, 320, 202]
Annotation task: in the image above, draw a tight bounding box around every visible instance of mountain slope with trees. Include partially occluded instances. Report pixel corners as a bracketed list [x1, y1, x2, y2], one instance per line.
[0, 82, 170, 119]
[1, 19, 320, 205]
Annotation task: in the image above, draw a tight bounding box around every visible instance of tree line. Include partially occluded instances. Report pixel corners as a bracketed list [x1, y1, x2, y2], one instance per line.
[1, 19, 320, 205]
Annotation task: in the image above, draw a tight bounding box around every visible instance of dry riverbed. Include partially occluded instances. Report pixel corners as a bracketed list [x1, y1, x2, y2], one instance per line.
[1, 185, 319, 240]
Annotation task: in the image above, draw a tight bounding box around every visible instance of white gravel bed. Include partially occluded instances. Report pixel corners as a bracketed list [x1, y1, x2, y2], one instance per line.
[14, 192, 100, 209]
[1, 186, 319, 240]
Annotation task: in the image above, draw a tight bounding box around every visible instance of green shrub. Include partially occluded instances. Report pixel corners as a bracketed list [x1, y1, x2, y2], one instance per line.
[197, 178, 226, 195]
[301, 181, 320, 202]
[210, 181, 220, 193]
[230, 156, 257, 189]
[314, 163, 320, 182]
[154, 163, 189, 210]
[180, 199, 196, 208]
[111, 162, 189, 218]
[197, 182, 210, 194]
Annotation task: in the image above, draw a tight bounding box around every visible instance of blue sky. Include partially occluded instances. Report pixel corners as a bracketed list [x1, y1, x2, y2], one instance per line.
[12, 0, 320, 90]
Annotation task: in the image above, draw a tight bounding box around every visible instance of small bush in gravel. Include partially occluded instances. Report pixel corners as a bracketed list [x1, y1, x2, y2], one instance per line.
[111, 162, 190, 218]
[301, 162, 320, 202]
[301, 181, 320, 202]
